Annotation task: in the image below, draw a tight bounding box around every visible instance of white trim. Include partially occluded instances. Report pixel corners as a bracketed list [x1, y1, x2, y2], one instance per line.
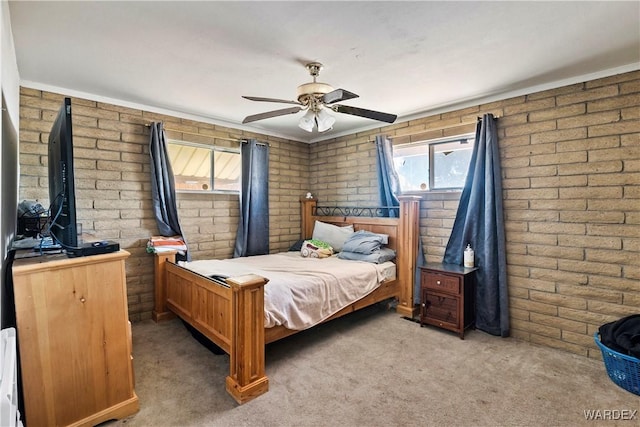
[22, 61, 640, 145]
[19, 80, 307, 143]
[311, 62, 640, 143]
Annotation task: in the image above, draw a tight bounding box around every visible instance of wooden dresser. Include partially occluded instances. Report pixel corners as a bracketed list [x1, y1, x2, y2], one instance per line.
[419, 263, 478, 339]
[12, 250, 138, 426]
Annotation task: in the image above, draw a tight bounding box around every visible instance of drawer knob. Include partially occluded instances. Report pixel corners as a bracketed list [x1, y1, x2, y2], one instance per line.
[436, 280, 441, 285]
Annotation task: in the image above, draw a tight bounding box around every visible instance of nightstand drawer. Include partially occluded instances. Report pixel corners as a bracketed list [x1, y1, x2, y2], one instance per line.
[424, 272, 461, 294]
[423, 293, 459, 326]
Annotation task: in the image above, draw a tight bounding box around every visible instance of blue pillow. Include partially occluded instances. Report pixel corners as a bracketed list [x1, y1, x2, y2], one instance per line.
[337, 247, 396, 264]
[341, 230, 389, 255]
[288, 239, 305, 251]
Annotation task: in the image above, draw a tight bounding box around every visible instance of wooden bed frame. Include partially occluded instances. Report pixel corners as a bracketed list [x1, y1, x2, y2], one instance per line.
[152, 196, 420, 404]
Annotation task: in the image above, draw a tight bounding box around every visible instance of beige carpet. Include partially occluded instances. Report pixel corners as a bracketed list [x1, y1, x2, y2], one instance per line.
[110, 305, 638, 426]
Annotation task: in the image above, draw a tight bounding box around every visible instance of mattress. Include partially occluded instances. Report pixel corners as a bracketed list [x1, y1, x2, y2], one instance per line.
[378, 260, 396, 282]
[178, 252, 396, 330]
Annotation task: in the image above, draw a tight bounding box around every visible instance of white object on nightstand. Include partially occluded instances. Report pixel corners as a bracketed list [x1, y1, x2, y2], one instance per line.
[464, 244, 474, 268]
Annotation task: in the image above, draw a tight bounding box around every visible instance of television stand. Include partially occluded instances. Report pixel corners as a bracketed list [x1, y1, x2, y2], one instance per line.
[12, 250, 138, 426]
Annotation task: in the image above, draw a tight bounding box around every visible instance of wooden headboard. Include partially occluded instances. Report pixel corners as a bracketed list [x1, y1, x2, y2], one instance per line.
[300, 196, 420, 317]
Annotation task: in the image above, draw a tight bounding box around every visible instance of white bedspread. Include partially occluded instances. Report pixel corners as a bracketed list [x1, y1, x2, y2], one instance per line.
[178, 252, 395, 330]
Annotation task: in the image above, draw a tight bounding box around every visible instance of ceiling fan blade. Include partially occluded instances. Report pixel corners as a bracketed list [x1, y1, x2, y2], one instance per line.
[242, 106, 303, 124]
[242, 96, 302, 105]
[322, 89, 359, 104]
[333, 105, 397, 123]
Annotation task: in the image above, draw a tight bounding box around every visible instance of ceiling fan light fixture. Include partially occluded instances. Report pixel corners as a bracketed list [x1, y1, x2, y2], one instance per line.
[298, 109, 315, 132]
[242, 61, 397, 131]
[296, 82, 334, 101]
[316, 108, 336, 132]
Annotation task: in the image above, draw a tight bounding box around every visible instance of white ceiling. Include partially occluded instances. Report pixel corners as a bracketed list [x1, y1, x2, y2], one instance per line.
[8, 1, 640, 143]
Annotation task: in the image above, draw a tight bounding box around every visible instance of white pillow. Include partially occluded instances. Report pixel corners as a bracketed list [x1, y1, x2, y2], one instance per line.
[312, 221, 354, 253]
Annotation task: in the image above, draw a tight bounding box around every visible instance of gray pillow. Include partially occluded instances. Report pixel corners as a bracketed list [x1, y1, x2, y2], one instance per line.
[337, 247, 396, 264]
[341, 230, 389, 255]
[312, 221, 354, 252]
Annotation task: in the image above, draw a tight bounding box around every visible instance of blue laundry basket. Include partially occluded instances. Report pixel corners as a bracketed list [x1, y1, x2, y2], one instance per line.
[594, 332, 640, 396]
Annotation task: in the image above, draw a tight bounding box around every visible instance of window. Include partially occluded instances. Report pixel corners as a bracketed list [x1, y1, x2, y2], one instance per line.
[393, 134, 474, 191]
[167, 140, 241, 193]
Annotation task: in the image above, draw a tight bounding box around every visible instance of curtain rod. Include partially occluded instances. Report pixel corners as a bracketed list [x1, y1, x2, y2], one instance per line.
[369, 119, 477, 143]
[145, 123, 246, 143]
[369, 115, 501, 142]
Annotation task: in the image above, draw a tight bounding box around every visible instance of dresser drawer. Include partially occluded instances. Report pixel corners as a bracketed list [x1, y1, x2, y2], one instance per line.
[423, 292, 459, 327]
[423, 272, 461, 294]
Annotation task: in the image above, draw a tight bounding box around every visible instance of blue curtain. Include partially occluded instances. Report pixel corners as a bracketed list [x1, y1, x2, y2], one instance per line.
[443, 114, 509, 337]
[149, 122, 190, 260]
[234, 139, 269, 257]
[375, 135, 401, 218]
[375, 135, 425, 304]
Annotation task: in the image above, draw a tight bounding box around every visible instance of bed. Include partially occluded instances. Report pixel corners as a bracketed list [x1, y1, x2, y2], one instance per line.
[152, 196, 421, 404]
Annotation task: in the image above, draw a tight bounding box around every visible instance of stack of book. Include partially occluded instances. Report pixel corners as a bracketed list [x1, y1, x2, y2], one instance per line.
[147, 236, 187, 254]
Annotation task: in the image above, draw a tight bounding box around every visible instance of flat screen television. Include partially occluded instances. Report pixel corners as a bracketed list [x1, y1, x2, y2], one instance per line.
[48, 97, 78, 249]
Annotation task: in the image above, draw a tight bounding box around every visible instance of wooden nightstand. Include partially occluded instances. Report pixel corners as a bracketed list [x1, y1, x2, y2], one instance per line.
[419, 263, 478, 339]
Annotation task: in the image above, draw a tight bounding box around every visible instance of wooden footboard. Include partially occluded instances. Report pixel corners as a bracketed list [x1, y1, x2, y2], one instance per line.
[152, 195, 420, 404]
[154, 253, 269, 403]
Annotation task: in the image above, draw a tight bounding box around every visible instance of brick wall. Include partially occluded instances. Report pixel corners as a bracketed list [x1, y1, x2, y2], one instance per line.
[18, 88, 309, 320]
[18, 70, 639, 358]
[309, 70, 640, 359]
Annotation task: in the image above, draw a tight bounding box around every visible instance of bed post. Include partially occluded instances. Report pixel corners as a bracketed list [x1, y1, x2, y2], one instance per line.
[225, 274, 270, 404]
[153, 251, 178, 322]
[301, 198, 317, 239]
[396, 195, 421, 318]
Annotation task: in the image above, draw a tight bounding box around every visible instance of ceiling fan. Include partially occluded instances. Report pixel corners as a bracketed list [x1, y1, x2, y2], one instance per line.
[241, 62, 397, 132]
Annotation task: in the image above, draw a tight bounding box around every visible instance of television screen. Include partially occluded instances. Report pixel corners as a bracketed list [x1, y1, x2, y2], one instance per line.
[48, 97, 78, 249]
